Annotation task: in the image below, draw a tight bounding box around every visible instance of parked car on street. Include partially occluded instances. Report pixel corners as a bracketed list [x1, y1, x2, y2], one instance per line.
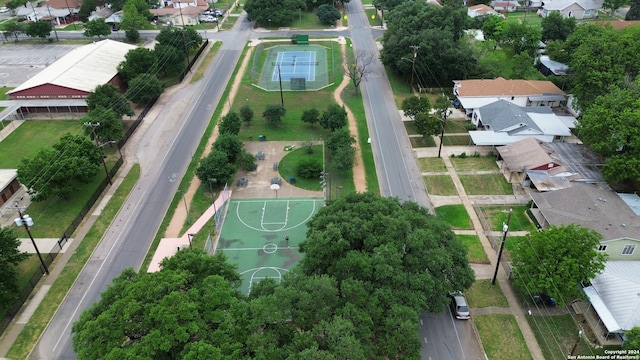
[449, 292, 470, 320]
[0, 7, 10, 13]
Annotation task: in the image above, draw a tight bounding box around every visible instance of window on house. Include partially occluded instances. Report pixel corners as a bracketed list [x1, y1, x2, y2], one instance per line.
[597, 245, 607, 252]
[622, 244, 636, 255]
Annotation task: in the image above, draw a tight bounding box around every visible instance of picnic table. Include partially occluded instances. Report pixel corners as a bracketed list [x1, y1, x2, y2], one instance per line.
[237, 177, 248, 187]
[256, 151, 265, 160]
[271, 177, 282, 185]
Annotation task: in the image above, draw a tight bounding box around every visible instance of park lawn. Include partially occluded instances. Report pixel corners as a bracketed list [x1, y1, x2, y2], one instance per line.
[441, 135, 472, 146]
[423, 175, 457, 195]
[456, 235, 490, 264]
[410, 136, 436, 148]
[0, 86, 13, 99]
[458, 174, 513, 195]
[466, 279, 509, 308]
[0, 120, 82, 168]
[434, 204, 472, 230]
[366, 8, 382, 27]
[450, 156, 499, 172]
[278, 145, 324, 192]
[417, 157, 446, 172]
[481, 205, 534, 232]
[444, 119, 470, 133]
[505, 11, 542, 26]
[474, 314, 533, 360]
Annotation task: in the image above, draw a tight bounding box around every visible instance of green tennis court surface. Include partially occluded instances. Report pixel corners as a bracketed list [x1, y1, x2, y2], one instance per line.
[216, 198, 324, 294]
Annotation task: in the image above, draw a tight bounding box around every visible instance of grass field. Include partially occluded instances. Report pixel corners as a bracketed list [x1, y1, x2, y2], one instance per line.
[466, 279, 509, 308]
[410, 136, 436, 148]
[278, 145, 325, 192]
[475, 314, 533, 360]
[0, 121, 83, 168]
[442, 135, 472, 146]
[479, 205, 534, 232]
[444, 119, 470, 133]
[403, 121, 420, 135]
[434, 204, 472, 230]
[457, 235, 490, 264]
[459, 174, 513, 195]
[450, 156, 499, 172]
[527, 313, 602, 359]
[417, 157, 446, 172]
[423, 175, 458, 195]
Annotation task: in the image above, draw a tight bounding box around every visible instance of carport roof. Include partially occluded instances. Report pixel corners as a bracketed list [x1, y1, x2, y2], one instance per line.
[8, 40, 136, 95]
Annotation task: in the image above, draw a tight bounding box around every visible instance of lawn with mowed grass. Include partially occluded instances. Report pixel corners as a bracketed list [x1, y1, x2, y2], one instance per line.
[475, 314, 533, 360]
[435, 204, 472, 229]
[441, 135, 472, 146]
[410, 136, 436, 148]
[423, 175, 458, 195]
[444, 119, 470, 133]
[479, 205, 534, 232]
[417, 157, 446, 172]
[278, 145, 324, 192]
[466, 279, 509, 308]
[450, 156, 499, 172]
[459, 174, 513, 195]
[403, 121, 420, 135]
[0, 120, 83, 168]
[456, 235, 489, 264]
[527, 313, 604, 359]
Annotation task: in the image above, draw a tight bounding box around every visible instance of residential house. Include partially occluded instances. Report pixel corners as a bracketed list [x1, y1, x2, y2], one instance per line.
[537, 0, 603, 19]
[467, 99, 572, 145]
[467, 4, 499, 17]
[15, 5, 70, 24]
[453, 77, 566, 116]
[490, 0, 520, 12]
[150, 0, 207, 26]
[496, 138, 603, 186]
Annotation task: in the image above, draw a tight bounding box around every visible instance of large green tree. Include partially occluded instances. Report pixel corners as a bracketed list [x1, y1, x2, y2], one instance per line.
[80, 106, 124, 143]
[83, 18, 111, 39]
[218, 111, 242, 136]
[78, 0, 97, 22]
[401, 95, 431, 121]
[25, 21, 52, 40]
[262, 104, 286, 125]
[541, 11, 576, 42]
[624, 327, 640, 350]
[72, 250, 246, 359]
[319, 103, 347, 132]
[244, 0, 306, 27]
[575, 77, 640, 183]
[126, 73, 164, 104]
[511, 224, 607, 306]
[120, 0, 148, 30]
[212, 134, 244, 163]
[17, 134, 101, 201]
[316, 4, 341, 25]
[118, 48, 157, 83]
[195, 150, 237, 185]
[326, 128, 356, 172]
[381, 1, 474, 87]
[87, 84, 134, 118]
[603, 0, 630, 15]
[3, 22, 25, 41]
[298, 193, 474, 358]
[627, 0, 640, 19]
[0, 227, 29, 312]
[497, 21, 541, 56]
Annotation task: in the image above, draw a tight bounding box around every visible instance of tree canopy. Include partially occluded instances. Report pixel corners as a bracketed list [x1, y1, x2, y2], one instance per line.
[319, 103, 347, 132]
[0, 227, 29, 312]
[195, 150, 237, 185]
[575, 77, 640, 183]
[381, 1, 474, 87]
[118, 48, 157, 83]
[541, 11, 576, 42]
[80, 106, 124, 143]
[244, 0, 306, 27]
[627, 0, 640, 19]
[218, 111, 242, 136]
[262, 104, 286, 125]
[87, 84, 134, 118]
[25, 21, 52, 39]
[511, 224, 607, 306]
[316, 4, 341, 25]
[17, 134, 101, 201]
[83, 18, 111, 39]
[126, 73, 164, 104]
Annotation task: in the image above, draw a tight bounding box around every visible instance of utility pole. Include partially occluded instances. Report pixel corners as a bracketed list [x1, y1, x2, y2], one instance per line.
[44, 5, 59, 41]
[278, 65, 284, 107]
[84, 122, 112, 185]
[9, 202, 49, 275]
[492, 209, 512, 285]
[437, 108, 450, 158]
[409, 45, 419, 92]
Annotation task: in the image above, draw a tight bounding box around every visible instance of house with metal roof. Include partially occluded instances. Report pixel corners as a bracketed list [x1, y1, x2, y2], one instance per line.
[453, 77, 566, 116]
[467, 99, 572, 146]
[7, 39, 136, 100]
[495, 137, 604, 186]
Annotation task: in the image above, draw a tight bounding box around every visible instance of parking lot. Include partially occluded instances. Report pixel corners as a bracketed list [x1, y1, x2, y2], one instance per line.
[0, 44, 80, 87]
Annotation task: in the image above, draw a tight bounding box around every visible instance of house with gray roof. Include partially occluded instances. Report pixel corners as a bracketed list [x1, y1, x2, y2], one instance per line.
[537, 0, 603, 19]
[468, 100, 572, 146]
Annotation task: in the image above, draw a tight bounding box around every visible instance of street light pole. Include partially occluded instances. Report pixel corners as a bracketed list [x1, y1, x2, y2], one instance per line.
[13, 203, 49, 275]
[437, 109, 450, 159]
[178, 189, 190, 224]
[492, 208, 512, 285]
[409, 45, 419, 92]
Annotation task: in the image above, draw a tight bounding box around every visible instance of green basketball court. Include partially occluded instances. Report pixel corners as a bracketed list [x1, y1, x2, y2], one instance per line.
[216, 198, 324, 294]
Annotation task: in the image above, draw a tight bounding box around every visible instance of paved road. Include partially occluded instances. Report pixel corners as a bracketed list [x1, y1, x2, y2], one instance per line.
[31, 13, 254, 360]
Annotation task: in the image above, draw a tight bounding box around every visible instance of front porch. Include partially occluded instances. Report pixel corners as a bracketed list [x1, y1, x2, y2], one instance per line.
[572, 301, 624, 347]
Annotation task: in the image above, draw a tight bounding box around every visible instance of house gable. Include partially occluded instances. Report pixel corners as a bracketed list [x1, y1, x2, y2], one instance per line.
[599, 238, 640, 261]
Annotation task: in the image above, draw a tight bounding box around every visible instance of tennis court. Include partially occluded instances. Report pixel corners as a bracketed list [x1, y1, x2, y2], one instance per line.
[271, 51, 317, 82]
[216, 198, 324, 294]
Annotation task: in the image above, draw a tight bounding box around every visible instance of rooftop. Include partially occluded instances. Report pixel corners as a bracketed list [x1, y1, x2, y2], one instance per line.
[454, 77, 565, 97]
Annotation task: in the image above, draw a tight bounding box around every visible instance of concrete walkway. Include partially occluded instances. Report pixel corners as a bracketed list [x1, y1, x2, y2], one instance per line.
[428, 135, 545, 360]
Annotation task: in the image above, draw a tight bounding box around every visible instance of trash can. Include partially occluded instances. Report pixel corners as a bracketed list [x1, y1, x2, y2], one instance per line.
[289, 176, 295, 184]
[259, 135, 266, 141]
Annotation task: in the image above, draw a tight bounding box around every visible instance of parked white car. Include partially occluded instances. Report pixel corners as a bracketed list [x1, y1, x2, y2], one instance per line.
[0, 7, 10, 13]
[199, 15, 217, 22]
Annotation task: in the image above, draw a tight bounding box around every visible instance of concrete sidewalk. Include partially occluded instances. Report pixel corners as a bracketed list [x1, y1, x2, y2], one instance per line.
[433, 137, 545, 360]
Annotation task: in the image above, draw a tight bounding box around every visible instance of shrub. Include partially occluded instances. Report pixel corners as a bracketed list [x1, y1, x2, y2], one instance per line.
[297, 159, 323, 179]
